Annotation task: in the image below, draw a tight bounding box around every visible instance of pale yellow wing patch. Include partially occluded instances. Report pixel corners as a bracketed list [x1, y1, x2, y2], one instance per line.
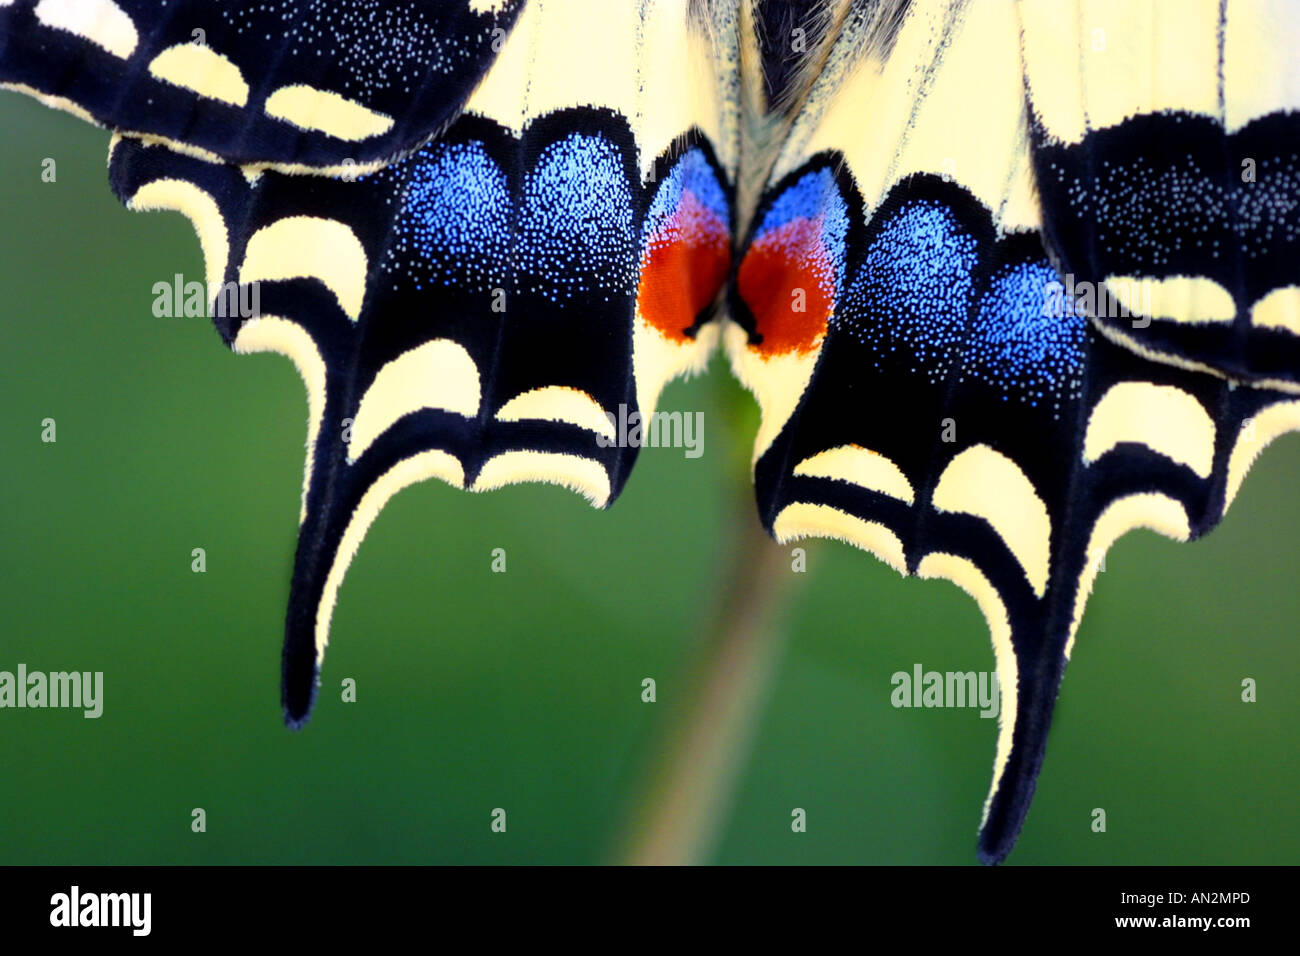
[126, 177, 229, 294]
[1082, 382, 1216, 478]
[474, 451, 611, 508]
[349, 340, 482, 461]
[723, 321, 822, 464]
[916, 552, 1017, 828]
[233, 316, 328, 526]
[264, 85, 394, 142]
[147, 43, 250, 106]
[465, 0, 738, 182]
[792, 444, 915, 504]
[1103, 275, 1237, 326]
[494, 386, 615, 440]
[1022, 0, 1222, 143]
[1024, 0, 1300, 142]
[632, 313, 720, 424]
[239, 216, 368, 321]
[932, 445, 1052, 597]
[776, 0, 1026, 217]
[1223, 0, 1300, 132]
[772, 501, 907, 573]
[34, 0, 137, 59]
[1224, 399, 1300, 509]
[1251, 286, 1300, 335]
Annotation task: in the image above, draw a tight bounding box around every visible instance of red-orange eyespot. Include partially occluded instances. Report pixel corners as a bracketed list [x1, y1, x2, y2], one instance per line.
[737, 216, 835, 356]
[638, 189, 731, 343]
[737, 168, 848, 358]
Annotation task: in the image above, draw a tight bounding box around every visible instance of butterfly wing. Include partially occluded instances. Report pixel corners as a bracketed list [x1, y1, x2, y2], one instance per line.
[4, 0, 1296, 864]
[38, 0, 741, 724]
[0, 0, 524, 172]
[1020, 0, 1300, 390]
[730, 0, 1300, 862]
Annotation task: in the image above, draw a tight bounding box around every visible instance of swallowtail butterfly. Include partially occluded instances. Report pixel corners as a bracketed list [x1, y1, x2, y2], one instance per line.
[2, 0, 1297, 864]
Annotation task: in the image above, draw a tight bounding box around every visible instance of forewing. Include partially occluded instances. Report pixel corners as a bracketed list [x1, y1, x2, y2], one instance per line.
[1020, 0, 1300, 391]
[0, 0, 524, 172]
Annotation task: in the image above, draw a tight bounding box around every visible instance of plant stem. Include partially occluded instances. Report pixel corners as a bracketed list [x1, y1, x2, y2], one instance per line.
[616, 370, 798, 865]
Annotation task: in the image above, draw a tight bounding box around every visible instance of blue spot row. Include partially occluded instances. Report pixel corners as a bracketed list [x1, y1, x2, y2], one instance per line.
[383, 133, 638, 303]
[833, 200, 1084, 414]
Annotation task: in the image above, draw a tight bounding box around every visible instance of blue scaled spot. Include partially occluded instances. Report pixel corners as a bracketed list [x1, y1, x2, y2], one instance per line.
[385, 140, 511, 293]
[518, 133, 636, 301]
[838, 200, 978, 383]
[645, 148, 728, 237]
[755, 168, 849, 292]
[963, 259, 1086, 414]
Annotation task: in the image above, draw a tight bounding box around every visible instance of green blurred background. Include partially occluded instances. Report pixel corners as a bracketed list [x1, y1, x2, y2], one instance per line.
[0, 95, 1296, 865]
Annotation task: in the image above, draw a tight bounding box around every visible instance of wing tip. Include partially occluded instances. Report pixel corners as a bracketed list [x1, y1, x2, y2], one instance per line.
[977, 795, 1030, 866]
[281, 655, 320, 730]
[283, 708, 313, 731]
[976, 841, 1009, 867]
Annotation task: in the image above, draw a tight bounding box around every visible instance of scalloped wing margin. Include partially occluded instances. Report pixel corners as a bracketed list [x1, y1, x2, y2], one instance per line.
[102, 0, 742, 726]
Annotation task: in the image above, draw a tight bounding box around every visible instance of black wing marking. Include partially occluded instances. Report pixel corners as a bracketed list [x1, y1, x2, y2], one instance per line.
[0, 0, 524, 172]
[731, 158, 1300, 863]
[109, 103, 735, 725]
